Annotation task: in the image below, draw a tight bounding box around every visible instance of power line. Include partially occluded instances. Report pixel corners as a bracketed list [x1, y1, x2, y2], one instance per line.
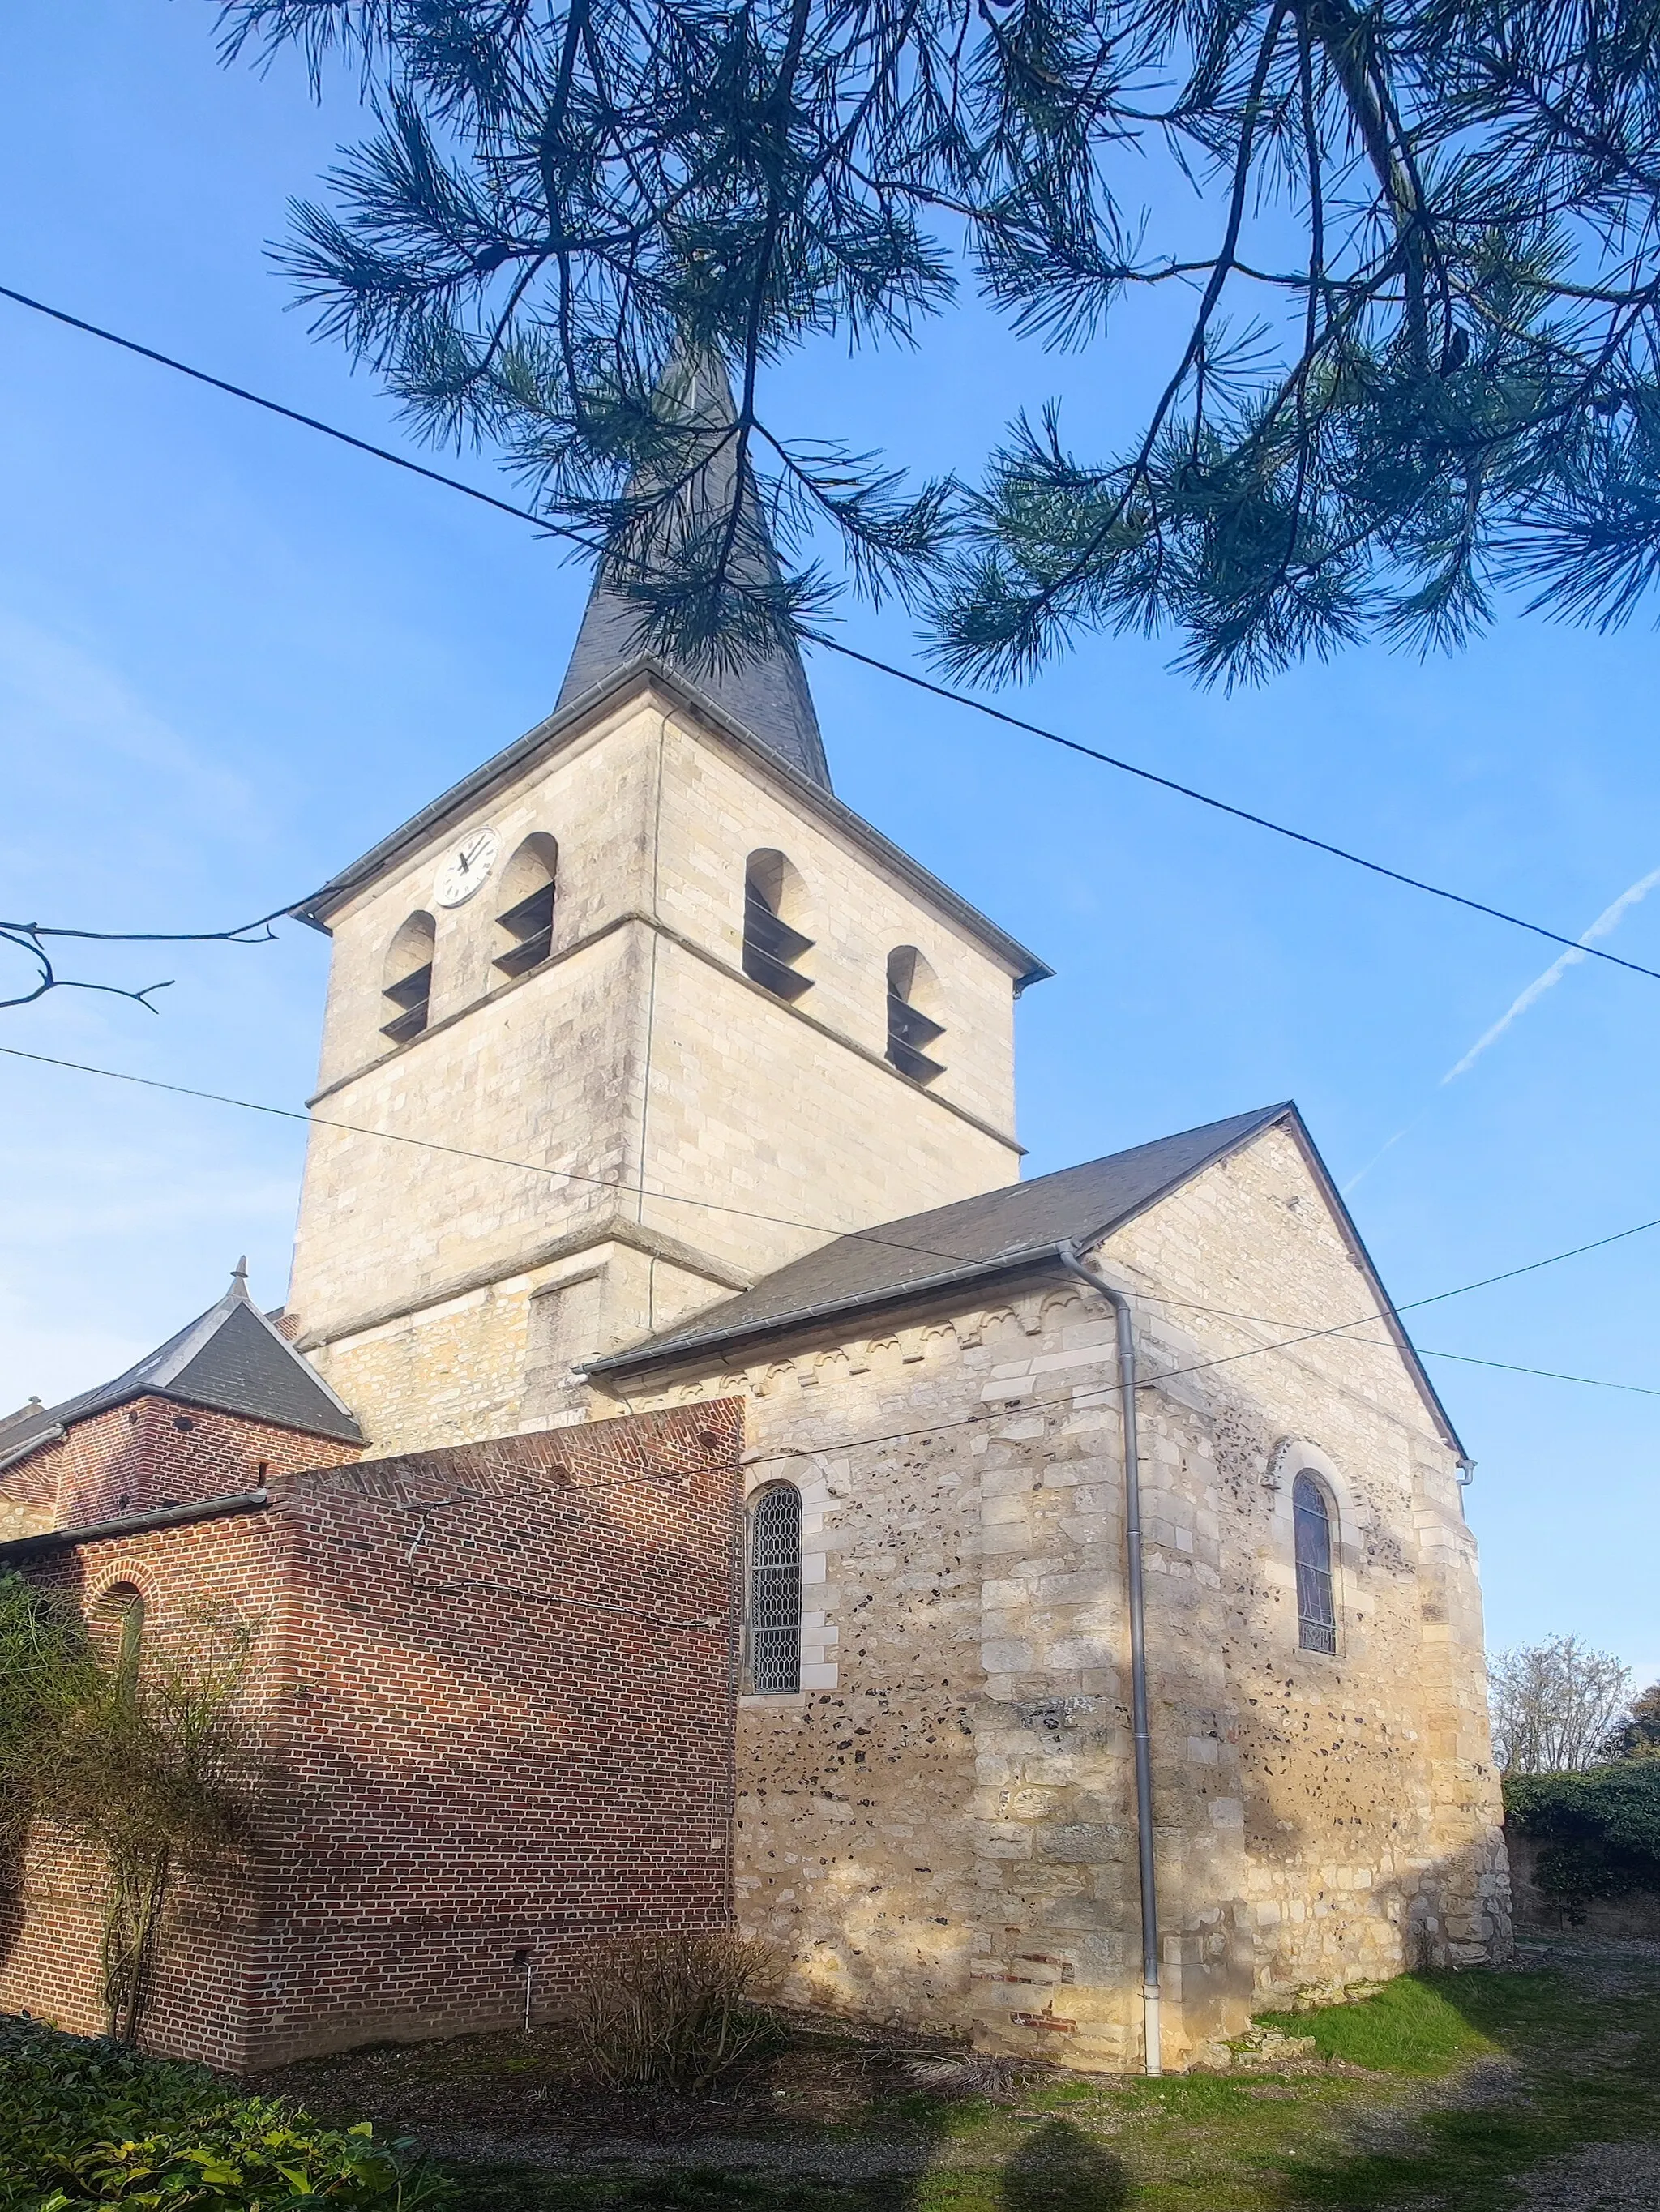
[734, 1332, 1660, 1466]
[5, 1038, 1660, 1409]
[3, 276, 1659, 987]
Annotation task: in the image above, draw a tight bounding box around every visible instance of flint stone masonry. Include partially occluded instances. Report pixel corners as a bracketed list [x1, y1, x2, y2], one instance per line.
[597, 1120, 1510, 2070]
[0, 1401, 743, 2072]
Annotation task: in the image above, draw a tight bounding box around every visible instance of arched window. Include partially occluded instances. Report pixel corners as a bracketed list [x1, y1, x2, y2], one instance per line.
[742, 849, 813, 1002]
[748, 1484, 802, 1693]
[1293, 1473, 1337, 1654]
[382, 911, 436, 1044]
[494, 833, 558, 977]
[92, 1582, 145, 1697]
[885, 946, 945, 1083]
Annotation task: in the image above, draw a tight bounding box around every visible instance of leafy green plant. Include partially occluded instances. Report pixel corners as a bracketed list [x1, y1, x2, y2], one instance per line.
[1504, 1761, 1660, 1913]
[0, 1571, 262, 2042]
[0, 1572, 97, 1857]
[569, 1932, 774, 2094]
[0, 2016, 448, 2212]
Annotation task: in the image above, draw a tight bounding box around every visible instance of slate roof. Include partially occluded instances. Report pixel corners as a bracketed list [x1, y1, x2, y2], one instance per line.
[587, 1101, 1465, 1453]
[589, 1104, 1291, 1375]
[0, 1398, 62, 1473]
[554, 349, 832, 790]
[31, 1265, 362, 1448]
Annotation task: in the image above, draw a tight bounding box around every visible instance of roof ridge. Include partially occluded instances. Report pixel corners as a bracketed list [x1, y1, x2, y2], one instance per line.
[35, 1268, 363, 1446]
[588, 1103, 1293, 1376]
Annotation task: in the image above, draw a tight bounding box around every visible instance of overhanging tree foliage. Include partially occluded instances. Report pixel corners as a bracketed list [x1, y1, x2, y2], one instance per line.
[220, 0, 1660, 685]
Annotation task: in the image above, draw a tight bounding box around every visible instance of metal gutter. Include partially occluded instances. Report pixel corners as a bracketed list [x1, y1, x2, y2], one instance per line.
[0, 1423, 65, 1475]
[584, 1247, 1061, 1381]
[1056, 1242, 1163, 2077]
[0, 1490, 270, 1562]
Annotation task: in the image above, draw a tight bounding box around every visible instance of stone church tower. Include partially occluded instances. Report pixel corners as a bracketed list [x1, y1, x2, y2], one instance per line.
[281, 403, 1509, 2070]
[285, 491, 1048, 1450]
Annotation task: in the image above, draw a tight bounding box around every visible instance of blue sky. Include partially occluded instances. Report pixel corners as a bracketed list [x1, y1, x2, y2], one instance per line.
[2, 2, 1656, 1692]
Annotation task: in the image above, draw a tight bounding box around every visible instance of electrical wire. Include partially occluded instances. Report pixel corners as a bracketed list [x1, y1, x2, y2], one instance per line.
[4, 1038, 1659, 1410]
[3, 276, 1659, 986]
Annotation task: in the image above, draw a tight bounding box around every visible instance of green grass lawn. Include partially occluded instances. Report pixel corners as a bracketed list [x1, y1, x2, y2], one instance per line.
[443, 1941, 1660, 2212]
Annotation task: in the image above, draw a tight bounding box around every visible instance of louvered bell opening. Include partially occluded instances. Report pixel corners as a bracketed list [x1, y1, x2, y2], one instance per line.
[380, 962, 432, 1044]
[494, 884, 555, 977]
[749, 1487, 802, 1694]
[742, 888, 814, 1002]
[886, 992, 945, 1084]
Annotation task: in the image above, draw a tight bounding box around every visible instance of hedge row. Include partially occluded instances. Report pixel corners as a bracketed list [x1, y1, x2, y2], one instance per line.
[0, 2017, 448, 2212]
[1504, 1760, 1660, 1908]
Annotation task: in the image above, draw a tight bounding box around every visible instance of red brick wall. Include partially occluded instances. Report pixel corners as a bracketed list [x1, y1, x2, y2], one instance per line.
[0, 1400, 742, 2070]
[35, 1397, 360, 1530]
[0, 1508, 288, 2071]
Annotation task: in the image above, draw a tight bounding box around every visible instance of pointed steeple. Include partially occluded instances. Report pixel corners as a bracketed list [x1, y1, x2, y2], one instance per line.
[555, 349, 832, 790]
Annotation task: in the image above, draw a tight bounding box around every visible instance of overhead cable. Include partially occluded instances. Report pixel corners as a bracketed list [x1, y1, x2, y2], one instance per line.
[3, 279, 1658, 986]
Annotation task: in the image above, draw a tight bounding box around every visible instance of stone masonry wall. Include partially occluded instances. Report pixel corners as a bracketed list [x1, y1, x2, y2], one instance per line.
[0, 1401, 743, 2071]
[290, 682, 1027, 1452]
[601, 1121, 1509, 2070]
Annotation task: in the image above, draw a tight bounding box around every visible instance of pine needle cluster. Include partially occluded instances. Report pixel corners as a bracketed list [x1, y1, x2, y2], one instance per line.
[220, 0, 1660, 683]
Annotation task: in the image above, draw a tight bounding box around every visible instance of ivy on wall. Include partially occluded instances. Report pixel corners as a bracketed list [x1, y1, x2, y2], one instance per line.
[1504, 1763, 1660, 1913]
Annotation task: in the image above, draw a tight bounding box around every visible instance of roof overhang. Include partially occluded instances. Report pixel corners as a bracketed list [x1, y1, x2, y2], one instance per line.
[588, 1100, 1466, 1458]
[0, 1490, 270, 1563]
[289, 658, 1053, 991]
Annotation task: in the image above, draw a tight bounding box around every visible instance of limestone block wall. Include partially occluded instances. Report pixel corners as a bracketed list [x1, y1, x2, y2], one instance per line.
[305, 1234, 734, 1457]
[635, 932, 1019, 1282]
[602, 1123, 1509, 2069]
[289, 681, 1033, 1451]
[306, 702, 662, 1095]
[289, 916, 648, 1355]
[647, 712, 1023, 1140]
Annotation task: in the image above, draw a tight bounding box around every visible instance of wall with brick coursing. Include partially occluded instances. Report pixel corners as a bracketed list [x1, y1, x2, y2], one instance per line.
[0, 1399, 743, 2071]
[598, 1123, 1510, 2070]
[36, 1398, 360, 1530]
[0, 1508, 285, 2070]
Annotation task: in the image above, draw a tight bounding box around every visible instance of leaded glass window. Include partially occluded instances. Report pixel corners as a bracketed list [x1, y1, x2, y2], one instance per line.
[749, 1486, 802, 1693]
[1294, 1473, 1337, 1654]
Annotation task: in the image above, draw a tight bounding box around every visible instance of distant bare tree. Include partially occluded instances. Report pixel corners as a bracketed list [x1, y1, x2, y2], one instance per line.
[1601, 1680, 1660, 1761]
[1490, 1636, 1632, 1775]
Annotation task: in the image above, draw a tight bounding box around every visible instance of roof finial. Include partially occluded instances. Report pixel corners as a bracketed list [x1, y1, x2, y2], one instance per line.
[231, 1256, 250, 1300]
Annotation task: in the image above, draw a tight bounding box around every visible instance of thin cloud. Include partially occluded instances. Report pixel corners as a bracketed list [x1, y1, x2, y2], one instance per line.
[1345, 865, 1660, 1194]
[1441, 866, 1660, 1084]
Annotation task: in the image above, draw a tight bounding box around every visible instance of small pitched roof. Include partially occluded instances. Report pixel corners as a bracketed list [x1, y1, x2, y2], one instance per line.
[554, 349, 832, 790]
[0, 1398, 62, 1474]
[589, 1105, 1290, 1375]
[588, 1103, 1464, 1453]
[39, 1262, 362, 1447]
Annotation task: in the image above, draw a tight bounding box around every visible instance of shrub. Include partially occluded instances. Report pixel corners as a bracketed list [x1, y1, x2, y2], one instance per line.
[569, 1931, 773, 2094]
[0, 1570, 262, 2042]
[0, 2015, 447, 2212]
[1504, 1761, 1660, 1914]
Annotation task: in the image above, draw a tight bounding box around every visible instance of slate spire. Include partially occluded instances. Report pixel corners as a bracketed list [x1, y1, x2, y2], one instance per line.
[555, 349, 832, 790]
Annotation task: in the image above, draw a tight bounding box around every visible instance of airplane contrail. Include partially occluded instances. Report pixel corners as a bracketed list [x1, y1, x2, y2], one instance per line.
[1343, 864, 1660, 1195]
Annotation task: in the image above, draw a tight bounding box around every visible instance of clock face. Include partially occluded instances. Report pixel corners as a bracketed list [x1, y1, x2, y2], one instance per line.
[434, 827, 501, 908]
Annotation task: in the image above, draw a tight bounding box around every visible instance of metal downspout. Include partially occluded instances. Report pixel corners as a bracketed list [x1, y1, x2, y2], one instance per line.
[1057, 1241, 1162, 2077]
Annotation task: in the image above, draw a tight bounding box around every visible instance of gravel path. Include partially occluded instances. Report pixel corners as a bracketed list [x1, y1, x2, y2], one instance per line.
[1508, 2138, 1660, 2212]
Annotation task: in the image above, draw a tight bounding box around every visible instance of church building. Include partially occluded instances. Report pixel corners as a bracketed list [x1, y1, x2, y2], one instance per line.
[0, 399, 1510, 2072]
